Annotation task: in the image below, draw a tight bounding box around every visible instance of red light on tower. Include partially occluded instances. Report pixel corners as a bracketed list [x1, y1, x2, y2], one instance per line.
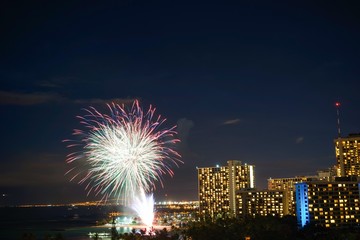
[335, 101, 341, 138]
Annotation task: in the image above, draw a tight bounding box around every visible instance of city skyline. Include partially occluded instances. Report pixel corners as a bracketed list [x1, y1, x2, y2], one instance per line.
[1, 1, 360, 205]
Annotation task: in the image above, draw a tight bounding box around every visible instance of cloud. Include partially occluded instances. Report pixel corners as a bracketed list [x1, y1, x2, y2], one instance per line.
[0, 90, 65, 105]
[176, 118, 194, 149]
[177, 118, 194, 142]
[74, 98, 136, 105]
[0, 153, 67, 187]
[295, 136, 304, 144]
[175, 118, 201, 168]
[222, 118, 241, 125]
[36, 76, 80, 88]
[0, 90, 137, 106]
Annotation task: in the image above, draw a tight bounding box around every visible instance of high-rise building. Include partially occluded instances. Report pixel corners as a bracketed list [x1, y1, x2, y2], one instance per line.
[237, 189, 286, 217]
[295, 178, 360, 228]
[268, 176, 310, 215]
[197, 160, 255, 219]
[334, 133, 360, 177]
[268, 170, 336, 216]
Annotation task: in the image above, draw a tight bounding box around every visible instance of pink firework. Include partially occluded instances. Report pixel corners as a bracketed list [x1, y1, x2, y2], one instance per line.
[63, 100, 181, 204]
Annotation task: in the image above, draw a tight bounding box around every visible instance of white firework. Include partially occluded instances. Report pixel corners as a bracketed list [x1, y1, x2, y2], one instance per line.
[64, 100, 181, 205]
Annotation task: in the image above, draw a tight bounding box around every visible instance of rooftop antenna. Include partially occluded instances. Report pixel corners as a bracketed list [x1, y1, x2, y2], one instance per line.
[335, 102, 341, 138]
[335, 101, 345, 177]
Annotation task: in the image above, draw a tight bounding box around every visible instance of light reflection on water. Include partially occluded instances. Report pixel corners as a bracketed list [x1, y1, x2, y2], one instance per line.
[1, 225, 133, 240]
[65, 225, 134, 240]
[0, 206, 139, 240]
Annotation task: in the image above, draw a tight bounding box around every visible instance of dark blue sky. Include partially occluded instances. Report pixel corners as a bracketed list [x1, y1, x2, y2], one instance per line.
[1, 0, 360, 205]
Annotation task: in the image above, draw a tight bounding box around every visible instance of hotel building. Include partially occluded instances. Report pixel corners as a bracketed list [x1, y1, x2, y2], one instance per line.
[268, 169, 335, 216]
[295, 178, 360, 228]
[237, 189, 286, 217]
[334, 133, 360, 177]
[268, 176, 308, 215]
[197, 160, 255, 219]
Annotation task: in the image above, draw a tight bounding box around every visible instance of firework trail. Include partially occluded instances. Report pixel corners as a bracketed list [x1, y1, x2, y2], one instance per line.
[131, 189, 155, 228]
[64, 100, 181, 205]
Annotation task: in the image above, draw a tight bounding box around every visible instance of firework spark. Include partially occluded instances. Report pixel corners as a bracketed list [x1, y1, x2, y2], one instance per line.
[64, 100, 181, 205]
[131, 188, 155, 228]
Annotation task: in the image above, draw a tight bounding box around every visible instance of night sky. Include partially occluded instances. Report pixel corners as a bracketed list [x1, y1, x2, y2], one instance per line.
[1, 1, 360, 205]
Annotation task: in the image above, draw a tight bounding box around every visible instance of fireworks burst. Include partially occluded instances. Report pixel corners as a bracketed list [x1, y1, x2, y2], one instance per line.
[64, 100, 181, 205]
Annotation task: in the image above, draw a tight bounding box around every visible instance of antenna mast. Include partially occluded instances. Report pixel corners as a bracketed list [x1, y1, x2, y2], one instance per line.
[335, 102, 341, 138]
[335, 101, 345, 177]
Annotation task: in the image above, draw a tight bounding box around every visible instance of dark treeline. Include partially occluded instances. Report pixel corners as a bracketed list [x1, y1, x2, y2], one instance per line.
[20, 215, 360, 240]
[185, 215, 360, 240]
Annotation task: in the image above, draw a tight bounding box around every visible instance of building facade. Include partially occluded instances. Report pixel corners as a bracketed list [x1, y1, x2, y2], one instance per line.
[295, 178, 360, 228]
[268, 176, 309, 215]
[198, 160, 255, 219]
[334, 133, 360, 177]
[237, 189, 286, 217]
[268, 170, 335, 216]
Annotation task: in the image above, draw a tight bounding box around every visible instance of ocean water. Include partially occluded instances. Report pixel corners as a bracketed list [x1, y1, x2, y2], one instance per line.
[0, 205, 129, 240]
